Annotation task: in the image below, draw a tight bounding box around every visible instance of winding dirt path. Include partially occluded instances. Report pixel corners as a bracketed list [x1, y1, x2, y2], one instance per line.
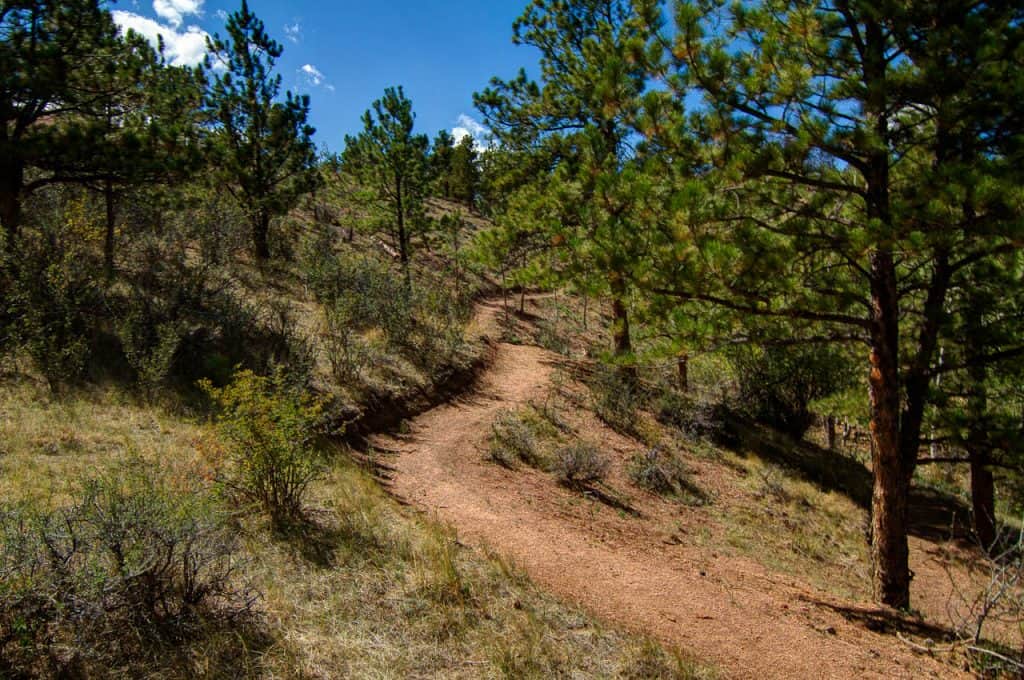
[371, 298, 962, 679]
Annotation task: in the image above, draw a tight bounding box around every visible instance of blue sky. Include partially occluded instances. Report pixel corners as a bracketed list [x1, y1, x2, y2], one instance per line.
[112, 0, 537, 151]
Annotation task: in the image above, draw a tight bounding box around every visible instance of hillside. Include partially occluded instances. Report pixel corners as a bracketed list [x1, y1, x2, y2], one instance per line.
[370, 294, 1019, 679]
[3, 0, 1023, 678]
[0, 207, 717, 677]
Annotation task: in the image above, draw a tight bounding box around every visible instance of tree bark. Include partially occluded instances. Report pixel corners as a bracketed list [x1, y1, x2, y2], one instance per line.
[677, 353, 689, 393]
[253, 210, 271, 261]
[970, 452, 996, 553]
[862, 14, 913, 608]
[827, 416, 837, 451]
[966, 308, 997, 553]
[0, 159, 24, 248]
[867, 251, 911, 609]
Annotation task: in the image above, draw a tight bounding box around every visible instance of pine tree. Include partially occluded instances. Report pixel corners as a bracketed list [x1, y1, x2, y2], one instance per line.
[926, 254, 1024, 553]
[88, 37, 204, 278]
[342, 86, 430, 290]
[430, 129, 455, 199]
[0, 0, 130, 246]
[476, 0, 668, 377]
[449, 135, 480, 207]
[205, 0, 318, 261]
[653, 0, 1024, 607]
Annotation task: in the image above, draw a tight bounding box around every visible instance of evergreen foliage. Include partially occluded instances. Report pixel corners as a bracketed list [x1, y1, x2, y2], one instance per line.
[645, 0, 1024, 606]
[342, 86, 430, 289]
[205, 0, 318, 260]
[475, 0, 674, 376]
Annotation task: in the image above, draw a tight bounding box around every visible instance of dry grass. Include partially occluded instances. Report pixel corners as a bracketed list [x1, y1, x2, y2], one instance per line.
[0, 379, 206, 509]
[0, 380, 715, 679]
[700, 452, 871, 600]
[252, 462, 715, 679]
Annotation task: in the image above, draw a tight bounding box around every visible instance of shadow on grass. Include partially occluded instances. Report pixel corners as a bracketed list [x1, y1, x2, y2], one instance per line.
[717, 413, 972, 543]
[272, 509, 349, 568]
[3, 607, 276, 680]
[146, 617, 276, 679]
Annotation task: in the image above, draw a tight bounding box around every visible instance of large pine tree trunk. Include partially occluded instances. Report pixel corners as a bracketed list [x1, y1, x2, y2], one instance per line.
[867, 250, 912, 609]
[0, 159, 24, 248]
[861, 17, 914, 606]
[970, 452, 996, 553]
[253, 210, 271, 261]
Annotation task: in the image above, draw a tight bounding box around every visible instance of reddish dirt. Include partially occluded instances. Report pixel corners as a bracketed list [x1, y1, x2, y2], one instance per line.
[371, 298, 968, 679]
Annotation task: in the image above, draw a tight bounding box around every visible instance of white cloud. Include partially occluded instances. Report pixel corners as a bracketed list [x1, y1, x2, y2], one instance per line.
[283, 22, 302, 44]
[452, 114, 493, 150]
[112, 10, 210, 67]
[301, 64, 324, 85]
[299, 64, 333, 91]
[153, 0, 203, 28]
[215, 9, 228, 21]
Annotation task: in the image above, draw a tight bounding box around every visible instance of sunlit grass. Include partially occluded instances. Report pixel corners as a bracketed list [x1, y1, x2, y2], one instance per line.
[0, 380, 716, 679]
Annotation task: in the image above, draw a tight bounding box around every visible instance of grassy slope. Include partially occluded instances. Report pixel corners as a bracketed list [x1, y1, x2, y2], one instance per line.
[498, 292, 1022, 668]
[0, 379, 715, 679]
[0, 201, 718, 678]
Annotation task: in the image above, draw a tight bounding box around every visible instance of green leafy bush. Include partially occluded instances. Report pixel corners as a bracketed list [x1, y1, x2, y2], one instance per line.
[322, 296, 371, 382]
[654, 389, 729, 443]
[588, 364, 645, 436]
[202, 370, 326, 521]
[303, 245, 471, 377]
[0, 471, 255, 677]
[117, 233, 313, 394]
[2, 203, 103, 389]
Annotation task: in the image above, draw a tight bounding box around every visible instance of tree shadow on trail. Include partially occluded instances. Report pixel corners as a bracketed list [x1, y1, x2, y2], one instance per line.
[716, 413, 972, 544]
[805, 597, 960, 641]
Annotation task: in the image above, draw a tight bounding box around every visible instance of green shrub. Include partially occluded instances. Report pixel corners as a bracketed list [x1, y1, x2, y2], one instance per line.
[0, 471, 255, 677]
[116, 303, 187, 398]
[2, 204, 103, 389]
[489, 409, 542, 469]
[536, 320, 570, 355]
[303, 245, 470, 377]
[629, 448, 709, 505]
[117, 232, 313, 393]
[202, 370, 326, 521]
[321, 298, 371, 382]
[553, 442, 609, 488]
[728, 344, 857, 440]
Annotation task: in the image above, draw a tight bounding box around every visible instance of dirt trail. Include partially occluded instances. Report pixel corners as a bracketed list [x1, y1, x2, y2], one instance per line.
[371, 298, 962, 679]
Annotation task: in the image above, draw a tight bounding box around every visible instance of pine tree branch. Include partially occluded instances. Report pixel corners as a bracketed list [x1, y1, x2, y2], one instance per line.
[649, 287, 870, 328]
